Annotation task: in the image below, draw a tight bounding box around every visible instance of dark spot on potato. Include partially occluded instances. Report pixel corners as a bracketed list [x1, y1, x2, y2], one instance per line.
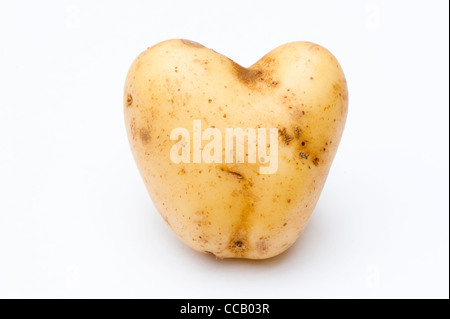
[301, 141, 306, 146]
[223, 114, 227, 118]
[313, 158, 320, 166]
[287, 199, 291, 203]
[229, 237, 248, 253]
[181, 39, 204, 48]
[208, 99, 212, 103]
[310, 77, 314, 80]
[300, 152, 308, 159]
[178, 168, 186, 175]
[233, 240, 243, 248]
[279, 128, 293, 145]
[294, 126, 301, 139]
[220, 167, 244, 180]
[126, 94, 133, 106]
[140, 128, 150, 143]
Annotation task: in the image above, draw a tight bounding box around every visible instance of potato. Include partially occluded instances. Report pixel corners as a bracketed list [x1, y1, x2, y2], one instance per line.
[124, 39, 348, 259]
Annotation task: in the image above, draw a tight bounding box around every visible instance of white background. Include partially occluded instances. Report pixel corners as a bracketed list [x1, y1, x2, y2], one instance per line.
[0, 0, 448, 299]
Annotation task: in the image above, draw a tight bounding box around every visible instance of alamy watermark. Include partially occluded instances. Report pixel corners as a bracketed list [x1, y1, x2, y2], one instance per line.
[170, 120, 279, 174]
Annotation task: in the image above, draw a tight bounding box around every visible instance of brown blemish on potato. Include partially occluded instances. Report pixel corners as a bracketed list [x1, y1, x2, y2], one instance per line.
[140, 128, 150, 143]
[279, 128, 293, 145]
[231, 240, 244, 249]
[333, 81, 349, 103]
[231, 62, 264, 87]
[227, 235, 249, 257]
[178, 168, 186, 175]
[256, 239, 268, 255]
[221, 165, 259, 257]
[313, 158, 320, 166]
[294, 126, 301, 139]
[300, 152, 308, 159]
[230, 209, 255, 257]
[181, 39, 204, 48]
[333, 82, 341, 93]
[220, 167, 244, 180]
[126, 94, 133, 106]
[242, 191, 259, 201]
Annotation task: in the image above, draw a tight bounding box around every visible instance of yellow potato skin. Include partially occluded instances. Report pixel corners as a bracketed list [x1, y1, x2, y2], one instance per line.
[124, 39, 348, 259]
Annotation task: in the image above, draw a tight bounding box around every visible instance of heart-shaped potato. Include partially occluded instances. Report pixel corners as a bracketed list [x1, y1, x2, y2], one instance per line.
[124, 39, 348, 259]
